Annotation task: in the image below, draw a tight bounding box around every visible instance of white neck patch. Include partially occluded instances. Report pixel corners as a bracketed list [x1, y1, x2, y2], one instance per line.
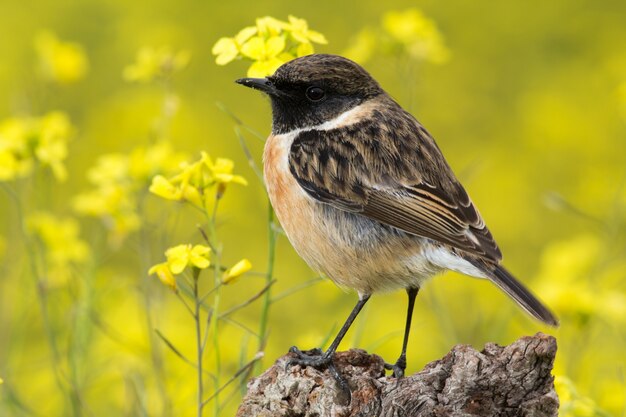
[273, 102, 369, 141]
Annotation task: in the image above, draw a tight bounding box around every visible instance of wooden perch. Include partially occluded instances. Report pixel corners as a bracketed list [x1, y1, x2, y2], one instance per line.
[236, 333, 558, 417]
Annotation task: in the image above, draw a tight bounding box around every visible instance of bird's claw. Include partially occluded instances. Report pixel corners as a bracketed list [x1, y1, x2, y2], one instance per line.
[286, 346, 331, 369]
[384, 356, 407, 378]
[288, 346, 323, 356]
[285, 346, 351, 402]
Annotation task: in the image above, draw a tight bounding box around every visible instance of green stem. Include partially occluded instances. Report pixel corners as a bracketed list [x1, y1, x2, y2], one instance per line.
[209, 272, 221, 416]
[137, 194, 171, 416]
[2, 182, 75, 415]
[201, 352, 263, 408]
[153, 76, 176, 142]
[193, 270, 204, 417]
[133, 78, 183, 417]
[202, 196, 222, 416]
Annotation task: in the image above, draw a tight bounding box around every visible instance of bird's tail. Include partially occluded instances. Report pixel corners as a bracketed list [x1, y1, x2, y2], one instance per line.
[471, 261, 559, 326]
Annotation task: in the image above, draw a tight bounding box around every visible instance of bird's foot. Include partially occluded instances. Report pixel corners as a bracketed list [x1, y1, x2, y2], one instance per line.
[286, 346, 351, 400]
[286, 346, 331, 369]
[384, 355, 407, 378]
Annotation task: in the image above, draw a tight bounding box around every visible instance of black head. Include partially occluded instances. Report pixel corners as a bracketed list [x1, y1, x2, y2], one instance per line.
[236, 54, 384, 134]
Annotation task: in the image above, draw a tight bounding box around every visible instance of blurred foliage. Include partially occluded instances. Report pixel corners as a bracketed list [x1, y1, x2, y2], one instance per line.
[0, 111, 73, 182]
[123, 47, 191, 84]
[34, 30, 89, 85]
[1, 1, 625, 416]
[344, 8, 449, 65]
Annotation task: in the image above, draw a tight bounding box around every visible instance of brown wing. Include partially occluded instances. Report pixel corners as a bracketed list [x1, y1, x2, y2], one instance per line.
[288, 102, 502, 262]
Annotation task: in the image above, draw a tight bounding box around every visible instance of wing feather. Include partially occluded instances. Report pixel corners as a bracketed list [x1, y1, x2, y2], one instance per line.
[288, 99, 502, 262]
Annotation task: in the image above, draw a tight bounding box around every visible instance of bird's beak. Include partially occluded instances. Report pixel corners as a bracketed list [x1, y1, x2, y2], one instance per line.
[235, 77, 278, 95]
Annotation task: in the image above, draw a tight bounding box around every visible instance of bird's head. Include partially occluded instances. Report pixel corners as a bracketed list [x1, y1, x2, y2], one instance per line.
[236, 54, 384, 134]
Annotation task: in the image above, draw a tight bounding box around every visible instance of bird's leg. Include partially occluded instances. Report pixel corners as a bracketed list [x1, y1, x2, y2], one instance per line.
[385, 287, 419, 378]
[287, 294, 371, 369]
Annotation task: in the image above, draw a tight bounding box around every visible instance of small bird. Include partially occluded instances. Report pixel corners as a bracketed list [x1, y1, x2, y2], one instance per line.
[236, 54, 558, 379]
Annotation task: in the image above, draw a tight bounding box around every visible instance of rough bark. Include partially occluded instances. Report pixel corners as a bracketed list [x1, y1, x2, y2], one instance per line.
[236, 332, 558, 417]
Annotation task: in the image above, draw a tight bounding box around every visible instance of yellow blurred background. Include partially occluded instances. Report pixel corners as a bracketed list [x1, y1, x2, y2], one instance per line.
[1, 1, 625, 416]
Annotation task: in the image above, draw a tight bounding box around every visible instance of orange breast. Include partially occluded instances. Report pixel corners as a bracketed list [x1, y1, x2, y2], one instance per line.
[263, 134, 325, 271]
[262, 133, 437, 295]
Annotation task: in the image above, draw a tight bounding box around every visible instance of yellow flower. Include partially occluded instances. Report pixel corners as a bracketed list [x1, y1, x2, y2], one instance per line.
[212, 26, 258, 66]
[209, 157, 248, 186]
[209, 157, 248, 197]
[74, 140, 191, 246]
[223, 258, 252, 285]
[27, 212, 90, 286]
[382, 9, 450, 63]
[27, 213, 90, 263]
[0, 112, 72, 182]
[148, 174, 203, 206]
[286, 15, 327, 45]
[165, 244, 211, 274]
[0, 148, 30, 181]
[149, 262, 177, 291]
[123, 47, 190, 83]
[296, 43, 314, 57]
[35, 31, 88, 84]
[212, 16, 327, 76]
[256, 16, 286, 37]
[180, 183, 203, 207]
[74, 154, 139, 246]
[188, 245, 211, 269]
[150, 244, 211, 289]
[212, 38, 239, 66]
[149, 175, 182, 200]
[150, 152, 247, 207]
[236, 26, 259, 44]
[0, 117, 32, 155]
[73, 183, 135, 219]
[87, 153, 129, 186]
[35, 112, 73, 181]
[241, 36, 287, 77]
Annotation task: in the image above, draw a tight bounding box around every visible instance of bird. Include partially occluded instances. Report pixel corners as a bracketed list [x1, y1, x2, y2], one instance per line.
[236, 53, 558, 380]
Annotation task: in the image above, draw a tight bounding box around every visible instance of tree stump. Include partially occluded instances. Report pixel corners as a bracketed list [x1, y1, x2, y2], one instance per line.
[236, 333, 558, 416]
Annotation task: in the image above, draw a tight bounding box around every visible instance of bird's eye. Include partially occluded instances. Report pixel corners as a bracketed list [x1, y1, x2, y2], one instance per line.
[305, 86, 325, 102]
